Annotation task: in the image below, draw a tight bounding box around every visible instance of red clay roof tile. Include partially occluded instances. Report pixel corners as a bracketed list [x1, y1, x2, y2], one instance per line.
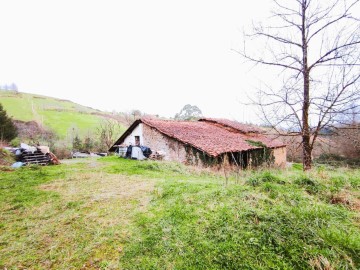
[199, 118, 263, 133]
[140, 117, 285, 157]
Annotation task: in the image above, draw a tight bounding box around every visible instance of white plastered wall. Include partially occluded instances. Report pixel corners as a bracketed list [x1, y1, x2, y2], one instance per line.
[123, 123, 144, 146]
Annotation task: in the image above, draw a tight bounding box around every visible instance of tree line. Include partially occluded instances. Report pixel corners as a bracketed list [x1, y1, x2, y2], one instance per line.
[0, 83, 18, 92]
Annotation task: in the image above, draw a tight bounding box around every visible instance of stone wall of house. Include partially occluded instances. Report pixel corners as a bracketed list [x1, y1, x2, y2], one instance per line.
[142, 124, 219, 167]
[273, 146, 287, 168]
[142, 124, 188, 162]
[141, 123, 287, 169]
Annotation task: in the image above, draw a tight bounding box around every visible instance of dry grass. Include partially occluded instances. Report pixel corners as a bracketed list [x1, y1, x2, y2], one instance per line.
[309, 256, 334, 270]
[329, 191, 358, 209]
[0, 148, 15, 166]
[1, 165, 155, 269]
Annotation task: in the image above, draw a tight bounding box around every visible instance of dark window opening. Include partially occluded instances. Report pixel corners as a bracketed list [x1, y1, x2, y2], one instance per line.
[135, 136, 140, 146]
[228, 152, 249, 169]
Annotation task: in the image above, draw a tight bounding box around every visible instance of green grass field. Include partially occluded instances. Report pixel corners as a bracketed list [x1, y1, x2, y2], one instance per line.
[0, 90, 124, 139]
[0, 158, 359, 269]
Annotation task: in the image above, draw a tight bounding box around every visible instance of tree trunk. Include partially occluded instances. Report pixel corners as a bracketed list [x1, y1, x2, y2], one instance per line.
[302, 69, 312, 170]
[302, 132, 312, 170]
[302, 0, 312, 171]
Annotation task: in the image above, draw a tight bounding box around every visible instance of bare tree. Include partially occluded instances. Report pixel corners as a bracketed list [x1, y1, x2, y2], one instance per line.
[122, 109, 142, 126]
[174, 104, 203, 120]
[239, 0, 360, 170]
[97, 119, 122, 151]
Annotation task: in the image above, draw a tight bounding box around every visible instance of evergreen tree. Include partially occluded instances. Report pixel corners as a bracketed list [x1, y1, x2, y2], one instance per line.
[83, 136, 94, 152]
[0, 103, 18, 141]
[72, 135, 83, 151]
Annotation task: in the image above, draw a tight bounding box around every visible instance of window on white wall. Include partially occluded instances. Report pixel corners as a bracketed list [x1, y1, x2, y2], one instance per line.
[135, 136, 140, 146]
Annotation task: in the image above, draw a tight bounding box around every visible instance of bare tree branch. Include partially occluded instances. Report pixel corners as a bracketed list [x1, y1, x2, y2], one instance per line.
[239, 0, 360, 170]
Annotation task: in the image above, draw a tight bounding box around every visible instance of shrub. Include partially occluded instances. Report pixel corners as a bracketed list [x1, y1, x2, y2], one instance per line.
[52, 145, 72, 159]
[0, 103, 17, 141]
[10, 137, 20, 147]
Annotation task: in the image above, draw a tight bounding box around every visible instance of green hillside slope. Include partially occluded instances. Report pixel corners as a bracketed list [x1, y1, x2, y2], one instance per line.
[0, 90, 125, 139]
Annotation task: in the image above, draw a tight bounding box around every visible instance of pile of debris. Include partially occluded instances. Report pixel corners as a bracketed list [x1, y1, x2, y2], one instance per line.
[6, 143, 60, 167]
[115, 144, 167, 161]
[115, 144, 153, 160]
[149, 150, 166, 160]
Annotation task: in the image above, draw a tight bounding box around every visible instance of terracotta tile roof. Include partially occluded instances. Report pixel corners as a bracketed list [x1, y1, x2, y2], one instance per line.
[199, 118, 263, 133]
[137, 117, 285, 157]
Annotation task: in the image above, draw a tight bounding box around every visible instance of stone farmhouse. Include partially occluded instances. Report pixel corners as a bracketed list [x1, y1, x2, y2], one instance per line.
[109, 117, 286, 169]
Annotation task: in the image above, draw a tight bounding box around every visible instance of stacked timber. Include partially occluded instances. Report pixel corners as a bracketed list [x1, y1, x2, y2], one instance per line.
[14, 143, 60, 166]
[21, 150, 51, 165]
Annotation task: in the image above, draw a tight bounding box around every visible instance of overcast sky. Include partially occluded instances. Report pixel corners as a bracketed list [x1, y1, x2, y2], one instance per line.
[0, 0, 272, 123]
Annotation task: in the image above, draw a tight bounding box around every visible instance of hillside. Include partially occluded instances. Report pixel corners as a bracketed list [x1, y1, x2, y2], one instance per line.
[0, 90, 126, 139]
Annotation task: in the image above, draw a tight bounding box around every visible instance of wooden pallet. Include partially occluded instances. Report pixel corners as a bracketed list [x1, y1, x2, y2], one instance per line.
[22, 151, 51, 166]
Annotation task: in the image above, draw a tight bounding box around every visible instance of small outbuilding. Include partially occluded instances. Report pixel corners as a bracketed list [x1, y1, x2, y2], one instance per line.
[109, 117, 286, 169]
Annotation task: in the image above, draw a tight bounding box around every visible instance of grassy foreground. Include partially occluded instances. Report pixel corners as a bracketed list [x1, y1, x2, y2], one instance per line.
[0, 157, 359, 269]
